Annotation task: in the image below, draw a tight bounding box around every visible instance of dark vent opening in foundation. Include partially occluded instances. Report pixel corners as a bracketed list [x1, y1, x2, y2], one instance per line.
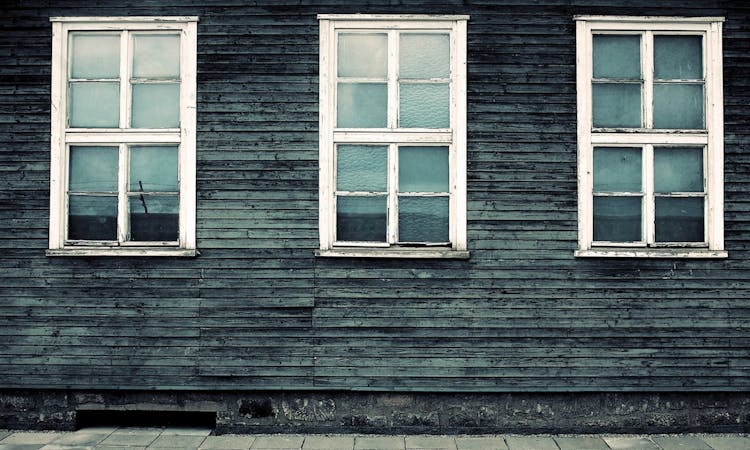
[76, 410, 216, 429]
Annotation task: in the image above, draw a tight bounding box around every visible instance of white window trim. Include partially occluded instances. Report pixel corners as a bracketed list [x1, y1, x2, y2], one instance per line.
[48, 16, 198, 257]
[574, 16, 726, 258]
[317, 14, 469, 259]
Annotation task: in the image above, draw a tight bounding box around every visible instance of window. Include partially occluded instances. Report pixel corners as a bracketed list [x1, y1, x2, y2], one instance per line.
[575, 16, 726, 258]
[317, 15, 469, 258]
[48, 17, 198, 256]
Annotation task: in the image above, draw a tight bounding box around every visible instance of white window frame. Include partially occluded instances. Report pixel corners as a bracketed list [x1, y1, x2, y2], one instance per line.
[48, 17, 198, 257]
[574, 16, 726, 258]
[317, 14, 469, 258]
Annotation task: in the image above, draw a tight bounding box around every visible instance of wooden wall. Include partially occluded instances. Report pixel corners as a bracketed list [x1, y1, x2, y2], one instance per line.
[1, 0, 749, 392]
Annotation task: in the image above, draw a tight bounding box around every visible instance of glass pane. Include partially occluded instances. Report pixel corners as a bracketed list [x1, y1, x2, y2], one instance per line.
[654, 147, 703, 193]
[399, 146, 449, 193]
[400, 34, 450, 79]
[130, 145, 178, 192]
[593, 35, 641, 79]
[398, 196, 449, 243]
[69, 82, 119, 127]
[68, 195, 117, 240]
[129, 195, 179, 241]
[336, 196, 386, 242]
[337, 145, 387, 192]
[70, 33, 120, 79]
[338, 33, 387, 78]
[593, 147, 642, 193]
[131, 83, 180, 128]
[655, 197, 704, 242]
[653, 83, 704, 129]
[399, 83, 449, 128]
[336, 83, 387, 128]
[592, 83, 641, 128]
[593, 196, 642, 242]
[69, 146, 118, 192]
[132, 34, 180, 78]
[654, 35, 702, 80]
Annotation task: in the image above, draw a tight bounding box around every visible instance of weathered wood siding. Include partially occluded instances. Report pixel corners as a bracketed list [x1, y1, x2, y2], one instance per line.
[0, 0, 748, 392]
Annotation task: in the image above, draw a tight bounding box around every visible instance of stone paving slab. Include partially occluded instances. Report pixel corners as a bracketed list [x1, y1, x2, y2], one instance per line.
[48, 432, 109, 446]
[555, 436, 610, 450]
[505, 435, 558, 450]
[302, 435, 355, 450]
[354, 435, 406, 450]
[405, 435, 456, 449]
[454, 436, 507, 450]
[98, 430, 160, 447]
[0, 445, 48, 450]
[159, 428, 211, 437]
[602, 436, 661, 450]
[251, 434, 305, 449]
[1, 433, 60, 445]
[147, 434, 206, 448]
[651, 435, 713, 450]
[199, 434, 255, 449]
[701, 435, 750, 450]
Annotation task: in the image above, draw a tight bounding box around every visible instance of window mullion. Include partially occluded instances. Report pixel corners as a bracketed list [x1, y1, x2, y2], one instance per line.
[117, 143, 128, 243]
[643, 31, 654, 129]
[387, 30, 398, 129]
[119, 30, 129, 129]
[643, 144, 655, 245]
[388, 143, 398, 244]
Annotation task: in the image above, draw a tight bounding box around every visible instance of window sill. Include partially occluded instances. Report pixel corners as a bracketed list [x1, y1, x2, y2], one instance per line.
[575, 248, 727, 258]
[316, 247, 470, 259]
[46, 247, 198, 257]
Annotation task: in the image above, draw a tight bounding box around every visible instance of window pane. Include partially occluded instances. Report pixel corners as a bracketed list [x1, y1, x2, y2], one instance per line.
[337, 145, 387, 192]
[130, 145, 178, 192]
[654, 35, 702, 80]
[399, 83, 449, 128]
[338, 33, 387, 78]
[653, 83, 704, 129]
[655, 197, 704, 242]
[70, 33, 120, 79]
[336, 196, 387, 242]
[654, 147, 703, 193]
[593, 35, 641, 79]
[132, 34, 180, 79]
[131, 83, 180, 128]
[336, 83, 387, 128]
[593, 147, 642, 193]
[69, 146, 118, 192]
[400, 34, 450, 79]
[592, 83, 641, 128]
[399, 146, 449, 193]
[129, 195, 179, 241]
[593, 196, 642, 242]
[68, 195, 117, 240]
[398, 196, 449, 243]
[69, 82, 119, 127]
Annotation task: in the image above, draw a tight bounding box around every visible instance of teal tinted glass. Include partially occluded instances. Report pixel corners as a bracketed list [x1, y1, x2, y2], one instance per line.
[398, 146, 449, 193]
[654, 147, 704, 193]
[592, 83, 641, 128]
[593, 35, 641, 79]
[68, 195, 118, 240]
[654, 35, 702, 80]
[131, 83, 180, 128]
[400, 34, 450, 79]
[399, 83, 450, 128]
[338, 33, 387, 78]
[70, 33, 120, 79]
[655, 197, 704, 242]
[336, 196, 387, 242]
[337, 83, 387, 128]
[398, 196, 449, 243]
[129, 195, 179, 241]
[337, 145, 388, 192]
[132, 34, 180, 79]
[69, 146, 118, 192]
[130, 145, 178, 192]
[69, 82, 119, 127]
[593, 147, 642, 192]
[653, 83, 704, 129]
[593, 196, 642, 242]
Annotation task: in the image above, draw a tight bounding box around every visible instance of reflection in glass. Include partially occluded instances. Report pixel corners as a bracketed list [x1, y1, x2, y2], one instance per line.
[338, 33, 387, 78]
[593, 35, 641, 79]
[130, 146, 178, 192]
[592, 83, 641, 128]
[398, 196, 449, 243]
[68, 195, 117, 240]
[337, 145, 387, 192]
[655, 197, 704, 242]
[69, 146, 118, 192]
[399, 146, 449, 193]
[69, 82, 119, 127]
[131, 83, 180, 128]
[70, 33, 120, 79]
[593, 196, 642, 242]
[132, 34, 180, 78]
[593, 147, 642, 192]
[653, 83, 704, 129]
[400, 34, 450, 79]
[129, 195, 179, 241]
[336, 196, 387, 242]
[654, 147, 703, 193]
[399, 83, 449, 128]
[654, 35, 702, 80]
[337, 83, 387, 128]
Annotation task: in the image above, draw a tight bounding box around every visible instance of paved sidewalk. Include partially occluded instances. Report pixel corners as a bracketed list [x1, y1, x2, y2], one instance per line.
[0, 428, 749, 450]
